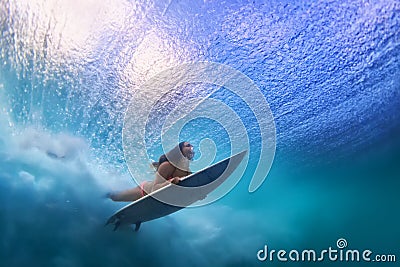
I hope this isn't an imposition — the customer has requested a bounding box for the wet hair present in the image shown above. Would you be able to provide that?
[157,154,168,166]
[152,142,187,170]
[178,141,186,152]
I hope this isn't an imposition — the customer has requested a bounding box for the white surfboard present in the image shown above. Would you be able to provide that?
[106,150,247,231]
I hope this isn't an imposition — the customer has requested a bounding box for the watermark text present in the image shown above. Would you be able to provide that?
[257,238,396,263]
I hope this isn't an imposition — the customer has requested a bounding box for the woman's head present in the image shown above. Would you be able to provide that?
[179,141,194,160]
[153,141,194,170]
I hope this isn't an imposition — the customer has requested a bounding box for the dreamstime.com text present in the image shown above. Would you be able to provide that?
[257,238,396,263]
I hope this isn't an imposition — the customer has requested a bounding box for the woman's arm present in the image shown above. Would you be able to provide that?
[151,162,177,192]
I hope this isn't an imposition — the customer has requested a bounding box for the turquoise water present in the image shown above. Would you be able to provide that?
[1,0,399,266]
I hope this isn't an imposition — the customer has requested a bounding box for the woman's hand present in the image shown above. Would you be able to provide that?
[169,177,180,184]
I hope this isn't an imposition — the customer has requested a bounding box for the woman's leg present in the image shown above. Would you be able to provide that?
[108,186,142,202]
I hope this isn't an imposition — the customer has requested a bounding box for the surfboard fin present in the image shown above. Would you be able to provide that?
[105,216,115,227]
[113,221,121,231]
[134,222,141,231]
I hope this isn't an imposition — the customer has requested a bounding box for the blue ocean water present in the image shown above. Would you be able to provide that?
[0,0,399,266]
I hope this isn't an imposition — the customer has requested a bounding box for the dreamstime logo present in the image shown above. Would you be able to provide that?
[122,62,276,206]
[336,238,348,249]
[257,238,397,263]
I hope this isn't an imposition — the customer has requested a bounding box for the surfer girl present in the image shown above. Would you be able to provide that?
[108,141,194,202]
